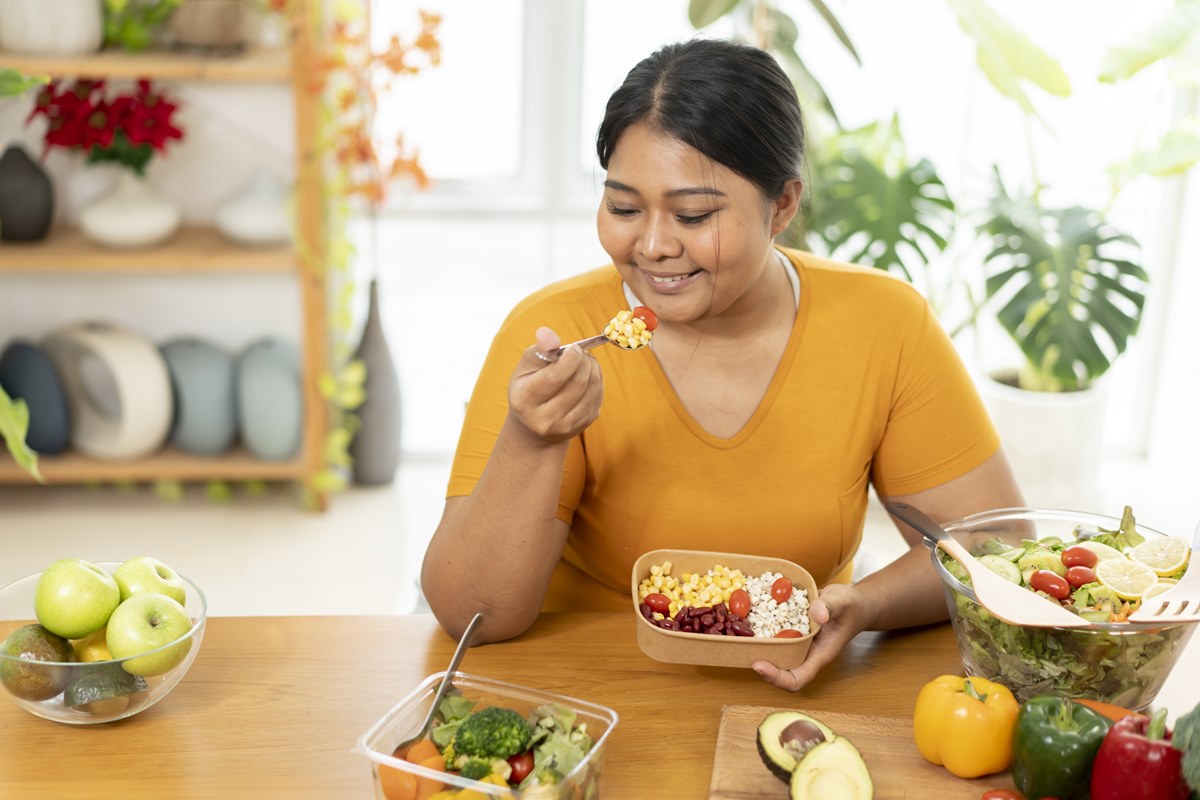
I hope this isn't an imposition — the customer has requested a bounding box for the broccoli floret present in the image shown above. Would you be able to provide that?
[458,757,493,781]
[453,706,533,760]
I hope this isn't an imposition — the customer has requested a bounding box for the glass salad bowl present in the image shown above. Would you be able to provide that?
[929,507,1196,710]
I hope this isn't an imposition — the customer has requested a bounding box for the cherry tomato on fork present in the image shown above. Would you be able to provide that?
[631,305,658,331]
[770,578,793,604]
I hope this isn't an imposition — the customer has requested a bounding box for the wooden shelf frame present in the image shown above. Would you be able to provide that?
[0,447,306,484]
[0,227,297,272]
[0,47,290,82]
[0,2,331,505]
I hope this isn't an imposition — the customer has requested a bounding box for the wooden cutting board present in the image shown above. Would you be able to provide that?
[709,705,1017,799]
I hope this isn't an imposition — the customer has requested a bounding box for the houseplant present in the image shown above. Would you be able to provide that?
[26,78,186,247]
[307,2,441,492]
[691,0,1185,507]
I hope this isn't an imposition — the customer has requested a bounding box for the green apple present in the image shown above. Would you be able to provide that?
[105,593,193,677]
[113,556,187,605]
[34,558,120,639]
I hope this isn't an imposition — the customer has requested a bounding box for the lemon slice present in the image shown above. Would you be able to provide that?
[1095,558,1159,600]
[1076,540,1126,561]
[1131,536,1191,577]
[1140,582,1177,602]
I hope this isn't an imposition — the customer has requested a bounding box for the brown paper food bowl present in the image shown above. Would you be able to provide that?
[630,549,820,669]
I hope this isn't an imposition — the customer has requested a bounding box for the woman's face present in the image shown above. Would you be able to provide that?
[596,121,797,325]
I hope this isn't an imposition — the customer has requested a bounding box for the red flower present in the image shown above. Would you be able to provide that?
[25,78,185,175]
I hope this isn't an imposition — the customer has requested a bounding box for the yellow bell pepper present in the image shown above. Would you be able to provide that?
[913,674,1019,778]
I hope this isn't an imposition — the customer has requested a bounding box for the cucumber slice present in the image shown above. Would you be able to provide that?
[1017,549,1066,584]
[978,554,1021,584]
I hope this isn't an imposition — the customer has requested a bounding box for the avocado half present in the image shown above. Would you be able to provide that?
[788,736,873,799]
[756,711,835,781]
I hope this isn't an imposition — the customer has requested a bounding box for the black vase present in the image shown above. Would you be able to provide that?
[0,340,70,455]
[0,144,54,242]
[349,279,402,485]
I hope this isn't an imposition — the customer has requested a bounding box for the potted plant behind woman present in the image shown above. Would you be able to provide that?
[954,0,1200,509]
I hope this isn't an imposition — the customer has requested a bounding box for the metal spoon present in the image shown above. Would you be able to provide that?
[395,612,483,751]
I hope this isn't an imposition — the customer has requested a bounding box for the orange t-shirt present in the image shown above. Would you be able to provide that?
[447,249,999,611]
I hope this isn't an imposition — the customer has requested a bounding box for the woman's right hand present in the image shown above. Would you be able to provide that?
[508,326,603,444]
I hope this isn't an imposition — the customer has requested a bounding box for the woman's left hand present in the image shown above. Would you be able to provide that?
[751,583,870,691]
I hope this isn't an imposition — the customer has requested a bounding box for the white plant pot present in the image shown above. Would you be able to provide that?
[0,0,103,56]
[79,171,182,249]
[214,169,291,246]
[978,369,1110,511]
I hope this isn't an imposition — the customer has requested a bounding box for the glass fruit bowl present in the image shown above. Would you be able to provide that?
[930,507,1196,710]
[0,561,206,724]
[356,671,618,799]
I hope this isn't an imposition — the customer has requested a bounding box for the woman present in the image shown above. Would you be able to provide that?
[421,38,1023,691]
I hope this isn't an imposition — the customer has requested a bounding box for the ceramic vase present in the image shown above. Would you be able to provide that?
[0,144,54,242]
[41,322,174,461]
[0,341,70,455]
[236,338,303,461]
[214,169,291,246]
[349,279,402,485]
[161,338,237,456]
[0,0,103,56]
[79,170,181,249]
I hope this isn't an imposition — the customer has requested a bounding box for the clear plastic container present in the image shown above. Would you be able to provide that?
[929,507,1196,710]
[356,671,618,799]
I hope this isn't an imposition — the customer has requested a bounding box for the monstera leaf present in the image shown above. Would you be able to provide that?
[979,172,1148,392]
[806,117,956,285]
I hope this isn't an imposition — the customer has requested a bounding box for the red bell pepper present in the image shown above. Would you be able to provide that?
[1090,707,1188,800]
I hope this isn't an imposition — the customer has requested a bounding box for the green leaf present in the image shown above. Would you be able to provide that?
[0,387,42,482]
[688,0,740,29]
[0,68,49,98]
[948,0,1070,116]
[1098,0,1200,82]
[205,481,233,504]
[978,170,1147,391]
[807,117,956,287]
[153,481,185,501]
[804,0,861,64]
[775,44,841,125]
[1109,120,1200,184]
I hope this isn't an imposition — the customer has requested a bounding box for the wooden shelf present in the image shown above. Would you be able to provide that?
[0,48,290,82]
[0,446,306,484]
[0,227,297,272]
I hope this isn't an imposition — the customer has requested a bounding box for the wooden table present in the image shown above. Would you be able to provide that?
[1,613,1197,799]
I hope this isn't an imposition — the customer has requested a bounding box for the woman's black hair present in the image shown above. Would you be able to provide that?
[596,38,805,199]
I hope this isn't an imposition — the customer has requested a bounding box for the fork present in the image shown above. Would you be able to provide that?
[392,612,483,753]
[1128,522,1200,623]
[549,333,621,359]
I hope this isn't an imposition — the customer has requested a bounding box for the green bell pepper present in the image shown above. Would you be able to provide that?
[1011,696,1112,800]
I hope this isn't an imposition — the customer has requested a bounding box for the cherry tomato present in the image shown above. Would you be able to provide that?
[774,629,804,638]
[1062,545,1099,569]
[1029,569,1071,600]
[1065,565,1097,588]
[643,593,671,615]
[728,588,751,618]
[770,577,793,604]
[631,305,658,331]
[507,751,534,784]
[980,790,1022,800]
